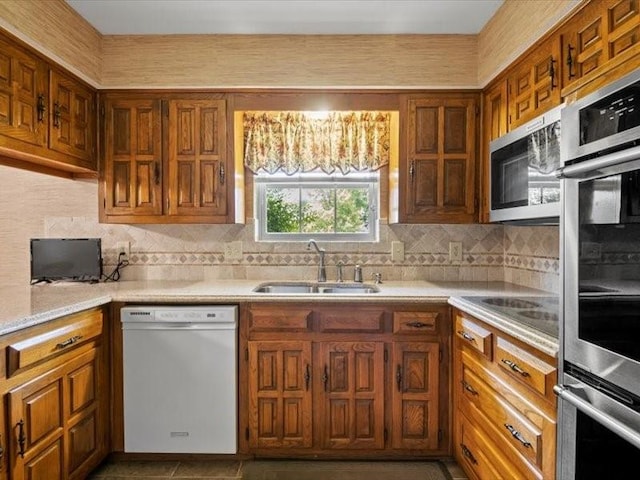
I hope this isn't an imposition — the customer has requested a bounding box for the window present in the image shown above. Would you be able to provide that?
[255,171,379,242]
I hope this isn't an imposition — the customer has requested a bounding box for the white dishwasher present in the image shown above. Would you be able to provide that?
[121,305,237,453]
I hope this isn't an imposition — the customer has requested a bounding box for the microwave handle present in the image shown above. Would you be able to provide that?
[554,384,640,450]
[556,144,640,178]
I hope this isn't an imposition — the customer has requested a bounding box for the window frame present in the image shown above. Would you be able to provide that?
[254,172,379,242]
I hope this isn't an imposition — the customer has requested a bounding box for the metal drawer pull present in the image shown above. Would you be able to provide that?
[406,321,429,328]
[322,365,329,392]
[17,419,25,458]
[504,423,532,448]
[304,364,311,391]
[501,359,530,377]
[458,330,476,342]
[56,335,82,349]
[396,365,403,392]
[460,443,478,464]
[461,380,479,396]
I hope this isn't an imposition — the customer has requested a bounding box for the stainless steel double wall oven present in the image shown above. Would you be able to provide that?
[555,67,640,479]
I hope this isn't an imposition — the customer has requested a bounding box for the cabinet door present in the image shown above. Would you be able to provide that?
[561,0,640,90]
[66,347,105,480]
[508,35,561,129]
[103,97,163,216]
[247,341,312,449]
[480,80,508,223]
[8,372,65,480]
[402,95,478,223]
[167,98,228,218]
[0,36,47,147]
[390,342,440,450]
[319,342,385,449]
[49,70,95,166]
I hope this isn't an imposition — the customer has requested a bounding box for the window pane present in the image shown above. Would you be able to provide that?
[336,187,369,233]
[301,188,335,233]
[266,187,301,233]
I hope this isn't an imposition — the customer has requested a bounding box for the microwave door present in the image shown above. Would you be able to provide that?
[501,154,528,205]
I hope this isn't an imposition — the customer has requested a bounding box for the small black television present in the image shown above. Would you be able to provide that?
[30,238,102,283]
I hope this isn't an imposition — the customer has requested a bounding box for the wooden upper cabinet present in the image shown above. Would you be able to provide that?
[560,0,640,94]
[0,35,47,148]
[319,342,385,450]
[402,94,478,224]
[507,35,562,129]
[167,98,227,217]
[49,70,95,165]
[479,80,508,223]
[103,97,163,217]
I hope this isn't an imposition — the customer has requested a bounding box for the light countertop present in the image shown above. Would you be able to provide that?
[0,280,555,351]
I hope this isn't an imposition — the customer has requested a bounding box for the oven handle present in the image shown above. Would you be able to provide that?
[556,144,640,178]
[554,384,640,450]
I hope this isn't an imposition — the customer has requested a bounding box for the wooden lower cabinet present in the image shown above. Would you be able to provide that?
[0,307,108,480]
[452,307,557,480]
[241,303,450,457]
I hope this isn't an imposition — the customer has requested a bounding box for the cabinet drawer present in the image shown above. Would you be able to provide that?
[455,315,493,359]
[393,311,438,334]
[457,411,526,480]
[495,337,556,398]
[460,362,543,468]
[248,307,312,332]
[6,309,103,377]
[317,309,385,333]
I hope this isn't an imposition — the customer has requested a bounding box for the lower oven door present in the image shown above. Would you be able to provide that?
[555,372,640,479]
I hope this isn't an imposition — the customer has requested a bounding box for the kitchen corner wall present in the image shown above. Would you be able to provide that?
[0,166,559,292]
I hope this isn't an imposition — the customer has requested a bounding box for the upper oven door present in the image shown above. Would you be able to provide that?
[490,105,562,222]
[562,68,640,161]
[561,155,640,399]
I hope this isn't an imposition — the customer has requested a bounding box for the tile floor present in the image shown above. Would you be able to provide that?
[88,459,469,480]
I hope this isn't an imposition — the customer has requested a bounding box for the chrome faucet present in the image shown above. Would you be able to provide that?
[307,239,327,282]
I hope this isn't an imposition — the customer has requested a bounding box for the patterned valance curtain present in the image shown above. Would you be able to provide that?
[243,111,391,175]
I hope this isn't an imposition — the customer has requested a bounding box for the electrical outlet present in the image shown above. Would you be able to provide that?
[391,241,404,262]
[224,241,243,260]
[449,242,462,263]
[116,241,130,259]
[581,242,602,260]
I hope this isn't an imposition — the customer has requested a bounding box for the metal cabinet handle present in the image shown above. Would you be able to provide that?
[219,164,225,186]
[396,365,403,392]
[53,102,61,128]
[460,443,477,464]
[457,330,476,343]
[566,44,575,78]
[409,161,415,180]
[322,365,328,392]
[504,423,532,448]
[17,420,25,458]
[56,335,82,349]
[153,162,160,185]
[37,94,46,123]
[501,358,530,377]
[461,380,479,396]
[549,56,557,89]
[304,364,311,391]
[406,321,428,328]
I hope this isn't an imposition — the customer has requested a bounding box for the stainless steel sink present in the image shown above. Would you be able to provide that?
[253,282,379,294]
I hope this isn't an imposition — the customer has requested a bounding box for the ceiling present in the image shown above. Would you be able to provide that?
[66,0,504,35]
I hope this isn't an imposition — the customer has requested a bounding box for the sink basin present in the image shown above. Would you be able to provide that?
[253,282,379,294]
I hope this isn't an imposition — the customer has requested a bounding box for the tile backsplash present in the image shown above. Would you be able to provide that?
[1,166,559,291]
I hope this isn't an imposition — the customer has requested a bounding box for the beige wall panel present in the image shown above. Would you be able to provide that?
[0,0,101,84]
[0,165,98,288]
[478,0,580,86]
[101,34,478,88]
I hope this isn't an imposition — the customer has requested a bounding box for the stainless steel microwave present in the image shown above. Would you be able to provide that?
[489,105,562,223]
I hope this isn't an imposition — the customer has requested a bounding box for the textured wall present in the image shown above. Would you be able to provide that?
[0,0,101,85]
[477,0,580,86]
[101,34,478,88]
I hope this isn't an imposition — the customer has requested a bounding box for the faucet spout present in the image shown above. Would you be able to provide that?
[306,239,327,282]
